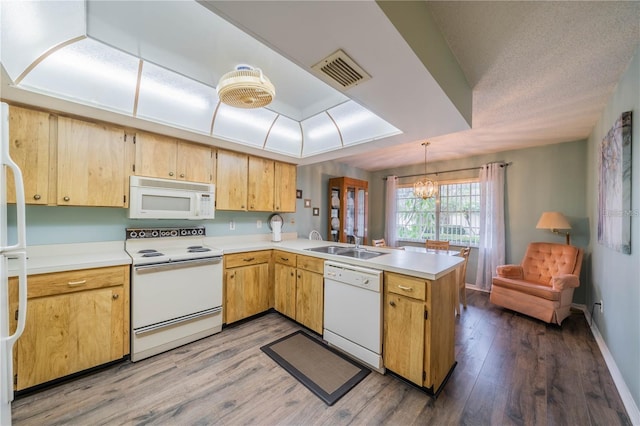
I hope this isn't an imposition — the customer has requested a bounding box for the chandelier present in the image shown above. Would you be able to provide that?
[413,142,436,199]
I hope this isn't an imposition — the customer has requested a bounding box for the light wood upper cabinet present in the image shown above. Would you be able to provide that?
[57,117,128,207]
[6,106,51,204]
[274,162,296,213]
[248,156,274,211]
[216,149,248,210]
[134,132,213,183]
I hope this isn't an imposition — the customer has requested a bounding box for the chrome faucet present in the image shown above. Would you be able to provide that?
[348,234,361,249]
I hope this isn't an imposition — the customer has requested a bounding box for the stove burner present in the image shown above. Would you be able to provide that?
[142,252,164,257]
[188,247,211,253]
[138,249,158,254]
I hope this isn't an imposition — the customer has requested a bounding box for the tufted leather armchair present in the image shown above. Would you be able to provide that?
[490,242,583,325]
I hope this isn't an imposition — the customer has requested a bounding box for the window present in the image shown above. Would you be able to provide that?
[396,180,480,247]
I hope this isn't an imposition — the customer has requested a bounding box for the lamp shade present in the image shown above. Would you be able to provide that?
[536,212,571,230]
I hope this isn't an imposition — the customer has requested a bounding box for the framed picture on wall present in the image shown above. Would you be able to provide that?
[296,189,302,199]
[598,111,632,254]
[304,199,311,208]
[312,207,319,216]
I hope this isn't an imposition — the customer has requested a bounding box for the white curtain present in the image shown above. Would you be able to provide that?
[384,176,397,247]
[475,163,505,290]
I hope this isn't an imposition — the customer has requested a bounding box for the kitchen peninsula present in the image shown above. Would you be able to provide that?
[8,235,462,396]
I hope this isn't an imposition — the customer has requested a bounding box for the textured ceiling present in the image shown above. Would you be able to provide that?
[339,1,640,171]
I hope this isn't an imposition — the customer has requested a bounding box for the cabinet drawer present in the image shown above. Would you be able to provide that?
[225,250,271,268]
[27,265,128,299]
[385,272,426,301]
[296,255,324,274]
[273,250,296,267]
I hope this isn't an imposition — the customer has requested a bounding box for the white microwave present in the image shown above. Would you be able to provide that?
[129,176,215,220]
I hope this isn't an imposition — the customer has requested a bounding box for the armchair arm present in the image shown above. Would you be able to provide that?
[551,274,580,290]
[496,264,523,279]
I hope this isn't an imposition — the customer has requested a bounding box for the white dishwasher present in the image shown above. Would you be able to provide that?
[323,261,384,372]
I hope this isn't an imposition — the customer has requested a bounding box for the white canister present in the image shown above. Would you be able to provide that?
[271,220,282,242]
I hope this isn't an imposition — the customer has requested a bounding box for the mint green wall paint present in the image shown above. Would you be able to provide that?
[586,44,639,412]
[369,140,588,295]
[6,205,292,245]
[295,162,371,241]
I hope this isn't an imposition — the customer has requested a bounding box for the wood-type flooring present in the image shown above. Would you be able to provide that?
[12,290,632,425]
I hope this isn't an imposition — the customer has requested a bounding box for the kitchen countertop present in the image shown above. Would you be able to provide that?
[8,235,462,281]
[7,241,131,277]
[206,236,463,281]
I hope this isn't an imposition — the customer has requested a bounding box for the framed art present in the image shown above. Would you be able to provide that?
[304,199,311,208]
[598,111,632,254]
[296,189,303,199]
[313,207,319,216]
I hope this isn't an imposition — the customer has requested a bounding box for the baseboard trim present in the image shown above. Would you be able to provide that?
[573,303,640,425]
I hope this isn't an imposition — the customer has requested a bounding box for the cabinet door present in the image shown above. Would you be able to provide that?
[7,106,50,204]
[296,269,323,334]
[216,150,248,210]
[176,141,213,183]
[134,132,178,180]
[14,286,124,390]
[225,263,270,323]
[274,263,296,319]
[247,156,274,211]
[57,117,127,207]
[274,162,296,212]
[383,292,425,386]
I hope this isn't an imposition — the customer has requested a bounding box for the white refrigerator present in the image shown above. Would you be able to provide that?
[1,102,28,426]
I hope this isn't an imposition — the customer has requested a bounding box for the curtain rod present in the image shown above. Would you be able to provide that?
[382,162,511,180]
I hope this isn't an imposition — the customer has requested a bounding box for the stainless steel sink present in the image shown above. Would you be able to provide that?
[305,246,384,259]
[305,245,346,254]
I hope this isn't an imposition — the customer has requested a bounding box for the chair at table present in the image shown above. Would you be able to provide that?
[308,230,323,240]
[426,240,450,250]
[372,238,386,247]
[455,247,471,316]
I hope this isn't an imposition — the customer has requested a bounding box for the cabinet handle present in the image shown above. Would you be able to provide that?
[63,196,70,202]
[290,272,294,277]
[243,257,255,262]
[112,294,119,300]
[33,194,41,200]
[180,173,185,178]
[275,206,280,210]
[241,205,245,209]
[389,301,396,307]
[169,172,174,177]
[280,257,289,261]
[68,280,87,287]
[398,285,413,292]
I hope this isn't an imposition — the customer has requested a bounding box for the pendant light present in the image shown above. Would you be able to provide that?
[413,142,436,199]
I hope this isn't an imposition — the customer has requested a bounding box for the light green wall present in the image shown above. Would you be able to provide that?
[6,205,294,245]
[369,140,588,296]
[586,44,639,411]
[294,162,371,241]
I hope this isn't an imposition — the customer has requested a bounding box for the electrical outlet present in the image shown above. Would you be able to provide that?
[600,299,603,313]
[257,220,262,229]
[229,220,235,231]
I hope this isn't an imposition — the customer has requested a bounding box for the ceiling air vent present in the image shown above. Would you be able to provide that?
[311,49,371,90]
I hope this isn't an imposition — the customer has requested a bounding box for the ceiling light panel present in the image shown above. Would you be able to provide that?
[264,115,303,156]
[1,0,85,82]
[328,101,402,146]
[20,38,139,114]
[137,61,218,134]
[213,104,278,147]
[301,113,342,156]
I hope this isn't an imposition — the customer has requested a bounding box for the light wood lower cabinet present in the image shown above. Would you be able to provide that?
[383,270,457,393]
[273,252,324,334]
[8,265,130,391]
[224,251,272,324]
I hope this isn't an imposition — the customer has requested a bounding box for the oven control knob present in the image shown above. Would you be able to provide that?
[130,231,137,238]
[198,229,204,235]
[138,231,145,238]
[170,230,178,237]
[151,230,158,237]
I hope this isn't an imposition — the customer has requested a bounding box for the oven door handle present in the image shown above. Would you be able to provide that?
[134,256,222,272]
[134,307,223,335]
